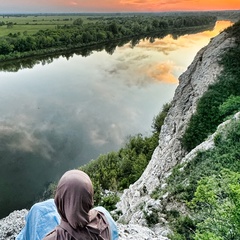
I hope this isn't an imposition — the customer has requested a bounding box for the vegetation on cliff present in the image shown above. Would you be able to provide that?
[165,117,240,239]
[79,103,171,209]
[162,20,240,240]
[182,20,240,151]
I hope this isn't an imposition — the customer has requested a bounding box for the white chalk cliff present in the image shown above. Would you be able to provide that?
[116,30,236,235]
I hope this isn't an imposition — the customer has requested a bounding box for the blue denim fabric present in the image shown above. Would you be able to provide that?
[16,199,60,240]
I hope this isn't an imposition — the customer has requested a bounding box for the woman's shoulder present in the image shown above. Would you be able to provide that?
[43,230,56,240]
[93,207,119,240]
[43,227,75,240]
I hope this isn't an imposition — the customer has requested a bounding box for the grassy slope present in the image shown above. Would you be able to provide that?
[160,20,240,239]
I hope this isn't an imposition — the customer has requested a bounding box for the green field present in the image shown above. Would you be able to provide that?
[0,15,92,37]
[1,11,239,38]
[0,11,239,63]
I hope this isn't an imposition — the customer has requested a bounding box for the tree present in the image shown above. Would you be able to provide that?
[73,18,83,26]
[190,169,240,239]
[0,40,14,54]
[109,22,118,35]
[152,19,159,28]
[6,22,13,28]
[152,103,171,133]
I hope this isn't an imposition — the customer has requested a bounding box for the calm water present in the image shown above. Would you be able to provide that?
[0,21,232,218]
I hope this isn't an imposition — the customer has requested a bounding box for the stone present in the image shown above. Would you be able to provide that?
[0,210,27,240]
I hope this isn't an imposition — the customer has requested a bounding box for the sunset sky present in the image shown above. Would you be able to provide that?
[0,0,239,13]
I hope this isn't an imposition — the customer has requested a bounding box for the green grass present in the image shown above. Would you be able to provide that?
[181,20,240,152]
[165,118,240,239]
[0,25,56,37]
[0,15,93,37]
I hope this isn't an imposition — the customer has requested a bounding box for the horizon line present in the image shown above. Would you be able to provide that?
[0,9,239,15]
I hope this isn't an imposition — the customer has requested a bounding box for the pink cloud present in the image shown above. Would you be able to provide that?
[0,0,239,13]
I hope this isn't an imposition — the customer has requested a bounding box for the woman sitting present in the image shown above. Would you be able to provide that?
[16,169,119,240]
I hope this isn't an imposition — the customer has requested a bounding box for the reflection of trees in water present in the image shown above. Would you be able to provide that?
[105,43,116,55]
[0,24,215,72]
[171,24,214,40]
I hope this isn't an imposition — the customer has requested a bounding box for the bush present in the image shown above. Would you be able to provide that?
[100,192,120,211]
[152,102,171,133]
[190,169,240,239]
[144,209,159,226]
[219,95,240,118]
[166,118,240,239]
[182,20,240,151]
[80,102,171,205]
[170,216,196,240]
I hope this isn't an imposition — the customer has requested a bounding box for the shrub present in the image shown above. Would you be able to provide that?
[100,192,120,211]
[80,102,171,205]
[167,118,240,239]
[190,169,240,239]
[182,20,240,151]
[219,95,240,118]
[143,209,159,226]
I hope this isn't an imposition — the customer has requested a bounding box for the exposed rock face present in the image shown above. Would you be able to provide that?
[0,210,27,240]
[0,209,169,240]
[116,31,236,226]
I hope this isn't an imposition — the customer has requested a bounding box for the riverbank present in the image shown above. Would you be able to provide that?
[0,14,217,62]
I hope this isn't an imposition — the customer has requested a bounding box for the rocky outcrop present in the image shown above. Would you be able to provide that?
[116,30,236,227]
[0,209,169,240]
[0,210,27,240]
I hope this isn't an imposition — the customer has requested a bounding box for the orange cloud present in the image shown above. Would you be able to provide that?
[40,0,240,12]
[137,36,187,55]
[119,0,240,11]
[137,20,233,84]
[1,0,239,13]
[146,62,179,84]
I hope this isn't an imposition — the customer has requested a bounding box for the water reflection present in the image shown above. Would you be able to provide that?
[147,62,178,84]
[0,21,233,218]
[0,23,217,72]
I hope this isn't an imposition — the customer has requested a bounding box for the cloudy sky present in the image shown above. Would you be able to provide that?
[0,0,239,13]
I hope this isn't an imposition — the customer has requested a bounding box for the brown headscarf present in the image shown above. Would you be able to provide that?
[55,169,94,229]
[44,169,110,240]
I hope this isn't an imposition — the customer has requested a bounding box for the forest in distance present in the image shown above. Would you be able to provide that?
[0,11,231,62]
[0,22,217,72]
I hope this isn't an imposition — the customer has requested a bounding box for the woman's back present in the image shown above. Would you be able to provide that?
[44,208,110,240]
[16,170,119,240]
[43,170,115,240]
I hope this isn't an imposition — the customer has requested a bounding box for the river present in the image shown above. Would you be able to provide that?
[0,20,232,218]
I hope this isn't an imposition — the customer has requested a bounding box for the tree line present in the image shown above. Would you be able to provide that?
[0,15,216,61]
